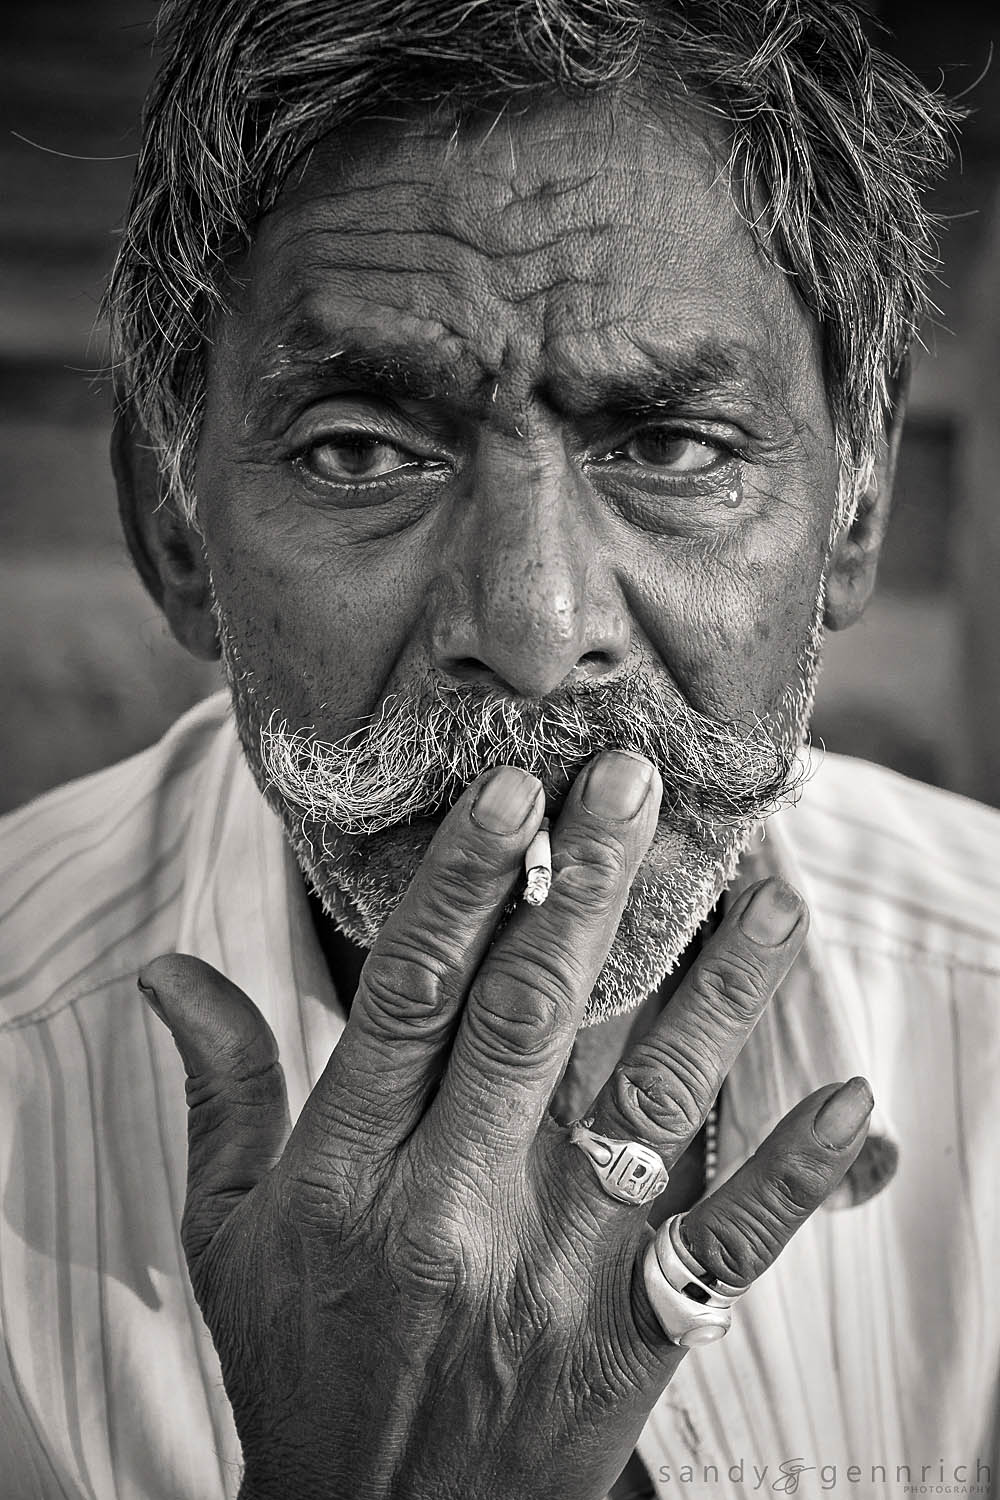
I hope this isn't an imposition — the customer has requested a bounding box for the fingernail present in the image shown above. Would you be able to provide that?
[581,750,654,821]
[738,878,802,946]
[137,977,167,1025]
[814,1076,874,1148]
[471,766,542,834]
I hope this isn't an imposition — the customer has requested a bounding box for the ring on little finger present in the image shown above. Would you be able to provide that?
[643,1213,746,1348]
[568,1117,670,1206]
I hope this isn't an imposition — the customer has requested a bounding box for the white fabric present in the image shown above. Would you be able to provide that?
[0,694,998,1499]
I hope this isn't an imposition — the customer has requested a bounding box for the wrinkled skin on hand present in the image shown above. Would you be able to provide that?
[143,757,872,1500]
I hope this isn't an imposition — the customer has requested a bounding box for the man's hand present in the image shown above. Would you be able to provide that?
[139,753,873,1500]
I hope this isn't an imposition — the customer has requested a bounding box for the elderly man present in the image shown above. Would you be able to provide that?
[1,0,997,1496]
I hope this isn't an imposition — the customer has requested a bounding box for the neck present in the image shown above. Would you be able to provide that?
[307,891,369,1010]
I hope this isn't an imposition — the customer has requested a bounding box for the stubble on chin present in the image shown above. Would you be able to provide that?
[273,801,757,1024]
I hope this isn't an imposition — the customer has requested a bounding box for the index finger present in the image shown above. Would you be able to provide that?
[290,765,544,1164]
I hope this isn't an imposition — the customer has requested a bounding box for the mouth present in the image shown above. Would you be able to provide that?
[403,786,569,830]
[384,756,582,827]
[543,787,573,823]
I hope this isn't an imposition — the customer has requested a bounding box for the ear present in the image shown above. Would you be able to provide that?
[111,403,220,661]
[823,376,907,632]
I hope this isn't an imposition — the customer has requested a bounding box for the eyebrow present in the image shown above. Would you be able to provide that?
[247,332,476,431]
[545,342,786,422]
[247,327,786,431]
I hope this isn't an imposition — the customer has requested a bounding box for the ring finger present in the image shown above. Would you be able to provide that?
[554,876,808,1221]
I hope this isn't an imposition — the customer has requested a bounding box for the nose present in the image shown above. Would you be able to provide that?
[431,434,630,698]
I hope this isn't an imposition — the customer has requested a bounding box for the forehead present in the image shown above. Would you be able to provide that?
[223,93,823,416]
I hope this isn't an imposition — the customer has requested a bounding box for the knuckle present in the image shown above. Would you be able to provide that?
[281,1150,358,1231]
[357,948,451,1036]
[756,1152,832,1219]
[692,1200,782,1283]
[507,1252,578,1350]
[610,1050,708,1146]
[389,1209,464,1293]
[466,966,563,1063]
[553,838,627,911]
[428,838,506,916]
[689,947,772,1027]
[562,824,630,871]
[370,839,505,979]
[183,1069,228,1114]
[234,1054,287,1105]
[385,1169,490,1304]
[690,1151,833,1289]
[186,1061,286,1152]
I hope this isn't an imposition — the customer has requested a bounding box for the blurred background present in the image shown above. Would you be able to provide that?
[1,1,998,815]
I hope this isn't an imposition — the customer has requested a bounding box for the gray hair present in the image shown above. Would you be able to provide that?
[106,0,960,529]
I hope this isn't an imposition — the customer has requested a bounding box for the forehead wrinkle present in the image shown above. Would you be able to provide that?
[269,144,639,317]
[231,105,824,432]
[266,222,626,319]
[266,136,624,269]
[246,129,751,386]
[241,274,489,375]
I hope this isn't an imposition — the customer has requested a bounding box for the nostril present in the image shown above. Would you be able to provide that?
[575,651,614,676]
[446,656,496,683]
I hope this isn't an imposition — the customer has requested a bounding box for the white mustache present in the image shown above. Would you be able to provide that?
[256,672,809,838]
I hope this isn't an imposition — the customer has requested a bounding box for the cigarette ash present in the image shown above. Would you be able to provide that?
[523,817,552,906]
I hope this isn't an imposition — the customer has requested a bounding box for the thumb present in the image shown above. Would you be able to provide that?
[138,954,292,1270]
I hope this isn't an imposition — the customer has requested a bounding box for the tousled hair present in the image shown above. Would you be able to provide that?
[106,0,960,528]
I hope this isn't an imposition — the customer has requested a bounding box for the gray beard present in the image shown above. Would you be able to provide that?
[215,603,824,1026]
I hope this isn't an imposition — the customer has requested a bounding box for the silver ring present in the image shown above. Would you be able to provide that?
[642,1213,744,1348]
[568,1119,669,1206]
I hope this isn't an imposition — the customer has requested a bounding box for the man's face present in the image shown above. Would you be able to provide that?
[195,92,840,1021]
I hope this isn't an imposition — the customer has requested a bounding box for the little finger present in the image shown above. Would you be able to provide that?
[676,1076,875,1295]
[625,1080,873,1369]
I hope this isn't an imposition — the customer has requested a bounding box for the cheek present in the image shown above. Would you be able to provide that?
[632,516,826,718]
[201,491,422,730]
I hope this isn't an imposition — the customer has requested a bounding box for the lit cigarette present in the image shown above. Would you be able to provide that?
[523,817,551,906]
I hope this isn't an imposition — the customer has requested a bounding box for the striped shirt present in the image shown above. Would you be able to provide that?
[1,693,998,1499]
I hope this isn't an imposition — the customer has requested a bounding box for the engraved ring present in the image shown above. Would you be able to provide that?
[568,1118,670,1206]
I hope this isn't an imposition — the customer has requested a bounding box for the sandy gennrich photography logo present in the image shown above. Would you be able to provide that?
[654,1457,993,1494]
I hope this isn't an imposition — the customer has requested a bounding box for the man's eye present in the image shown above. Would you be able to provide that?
[302,434,417,483]
[620,429,728,473]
